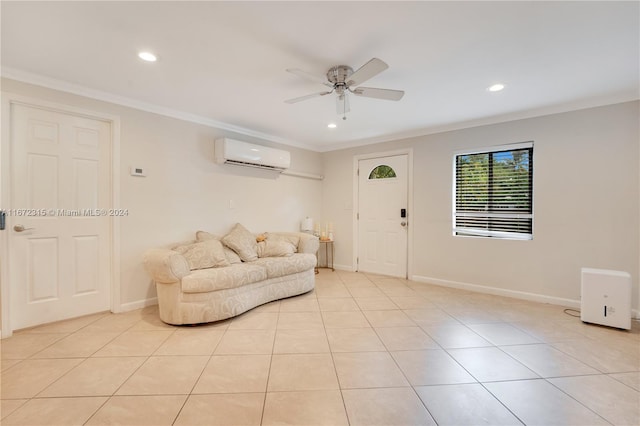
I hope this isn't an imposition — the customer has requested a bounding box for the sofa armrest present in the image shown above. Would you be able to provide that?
[297,233,320,254]
[143,249,190,284]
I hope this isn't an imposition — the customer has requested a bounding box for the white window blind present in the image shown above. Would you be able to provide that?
[454,143,533,239]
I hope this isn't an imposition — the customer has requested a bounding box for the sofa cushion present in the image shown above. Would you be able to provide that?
[250,253,317,279]
[266,233,300,252]
[257,239,295,258]
[196,230,242,264]
[173,240,229,270]
[222,223,259,262]
[181,263,267,293]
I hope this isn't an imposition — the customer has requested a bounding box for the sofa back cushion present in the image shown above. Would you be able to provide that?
[196,230,242,264]
[221,223,259,262]
[257,239,296,258]
[174,239,229,270]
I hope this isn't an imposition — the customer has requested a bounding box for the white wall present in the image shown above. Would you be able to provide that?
[322,101,640,311]
[1,78,323,308]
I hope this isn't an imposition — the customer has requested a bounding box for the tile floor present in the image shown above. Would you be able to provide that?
[1,270,639,425]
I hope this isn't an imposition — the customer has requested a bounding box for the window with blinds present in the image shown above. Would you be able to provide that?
[454,143,533,239]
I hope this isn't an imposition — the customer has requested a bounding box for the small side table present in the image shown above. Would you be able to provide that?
[316,240,335,272]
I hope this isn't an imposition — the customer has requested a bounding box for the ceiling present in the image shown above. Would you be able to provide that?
[2,1,638,152]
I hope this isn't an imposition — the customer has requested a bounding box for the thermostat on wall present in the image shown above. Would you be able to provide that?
[130,167,146,177]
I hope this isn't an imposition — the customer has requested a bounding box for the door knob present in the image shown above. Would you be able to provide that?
[400,221,407,227]
[13,224,34,232]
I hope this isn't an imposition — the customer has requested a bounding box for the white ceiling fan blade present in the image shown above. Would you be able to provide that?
[336,93,350,115]
[286,68,333,88]
[352,87,404,101]
[284,91,332,104]
[346,58,389,87]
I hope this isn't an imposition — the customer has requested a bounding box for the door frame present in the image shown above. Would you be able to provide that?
[1,93,121,337]
[352,148,413,278]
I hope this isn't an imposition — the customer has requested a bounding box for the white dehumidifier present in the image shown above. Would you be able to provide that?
[580,268,631,330]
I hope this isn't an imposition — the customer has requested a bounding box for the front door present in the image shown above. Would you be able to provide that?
[9,103,112,330]
[357,154,408,277]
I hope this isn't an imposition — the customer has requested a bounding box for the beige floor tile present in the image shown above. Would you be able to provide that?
[421,324,492,348]
[446,309,503,324]
[485,379,609,425]
[342,387,436,425]
[228,312,279,330]
[0,399,28,420]
[31,332,120,358]
[322,311,370,328]
[333,352,409,389]
[326,328,386,352]
[273,328,330,354]
[262,390,348,426]
[391,350,476,385]
[1,333,67,359]
[315,282,352,298]
[85,395,186,425]
[40,356,145,397]
[279,297,320,312]
[468,323,541,345]
[511,320,587,342]
[318,297,361,311]
[20,312,108,334]
[193,354,271,393]
[1,359,21,372]
[404,308,459,324]
[154,328,225,355]
[379,286,418,298]
[375,326,439,351]
[363,310,415,327]
[389,296,434,309]
[549,374,640,425]
[174,393,264,426]
[501,344,599,377]
[448,347,539,382]
[81,313,143,332]
[116,355,208,395]
[128,314,176,331]
[609,371,640,390]
[1,358,83,399]
[92,330,173,357]
[214,330,275,354]
[277,312,324,329]
[343,280,377,289]
[552,339,640,373]
[354,297,398,310]
[415,383,523,425]
[268,353,339,391]
[348,287,386,298]
[1,396,107,426]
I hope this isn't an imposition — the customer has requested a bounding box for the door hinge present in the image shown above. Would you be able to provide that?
[357,213,359,220]
[357,169,359,176]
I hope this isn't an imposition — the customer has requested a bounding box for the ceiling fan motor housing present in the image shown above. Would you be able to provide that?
[327,65,353,94]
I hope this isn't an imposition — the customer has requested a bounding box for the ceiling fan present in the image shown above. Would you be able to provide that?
[285,58,404,120]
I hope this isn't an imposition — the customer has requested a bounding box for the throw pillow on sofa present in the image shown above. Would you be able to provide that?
[266,233,300,252]
[196,230,242,264]
[257,239,296,258]
[174,239,229,270]
[221,223,259,262]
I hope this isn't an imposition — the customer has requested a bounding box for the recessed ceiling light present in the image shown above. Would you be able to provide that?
[487,83,505,92]
[327,123,337,129]
[138,51,157,62]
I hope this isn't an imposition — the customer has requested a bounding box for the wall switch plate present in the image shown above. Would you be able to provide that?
[130,167,146,177]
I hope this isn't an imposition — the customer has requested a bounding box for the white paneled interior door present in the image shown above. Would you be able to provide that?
[9,103,111,330]
[357,154,408,277]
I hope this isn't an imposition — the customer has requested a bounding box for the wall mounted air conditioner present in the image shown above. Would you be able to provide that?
[214,138,290,172]
[581,268,631,330]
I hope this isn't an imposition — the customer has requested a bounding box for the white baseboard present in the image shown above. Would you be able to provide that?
[411,275,583,309]
[333,263,356,272]
[411,276,640,319]
[118,297,158,313]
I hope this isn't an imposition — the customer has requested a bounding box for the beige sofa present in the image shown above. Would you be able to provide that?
[143,227,319,325]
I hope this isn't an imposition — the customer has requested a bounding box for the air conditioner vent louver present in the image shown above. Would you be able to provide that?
[214,138,290,172]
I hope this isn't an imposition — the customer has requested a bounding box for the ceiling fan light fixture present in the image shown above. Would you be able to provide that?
[138,51,157,62]
[487,83,505,92]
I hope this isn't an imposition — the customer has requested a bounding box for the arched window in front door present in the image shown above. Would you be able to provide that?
[368,164,397,179]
